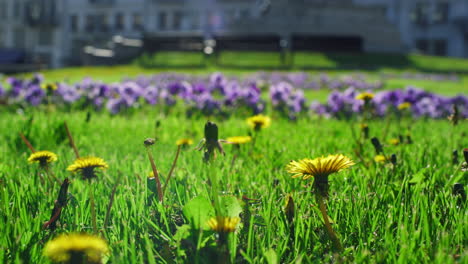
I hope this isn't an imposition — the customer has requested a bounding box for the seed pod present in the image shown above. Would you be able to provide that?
[144,138,156,147]
[452,183,466,206]
[284,195,295,225]
[371,137,383,154]
[361,124,369,139]
[406,134,413,144]
[453,150,459,165]
[390,154,397,166]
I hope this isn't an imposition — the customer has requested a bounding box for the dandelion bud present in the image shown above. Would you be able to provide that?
[390,154,397,166]
[273,178,280,187]
[360,124,369,139]
[85,111,92,123]
[406,134,413,144]
[144,138,156,147]
[284,195,295,225]
[205,121,219,142]
[201,121,225,162]
[371,137,383,154]
[452,183,466,206]
[448,105,460,126]
[453,150,459,165]
[398,134,404,143]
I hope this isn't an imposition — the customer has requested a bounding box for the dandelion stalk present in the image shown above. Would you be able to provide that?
[64,121,80,158]
[90,188,98,234]
[162,145,181,196]
[287,154,354,252]
[316,193,343,252]
[144,138,163,202]
[103,172,121,231]
[19,132,36,152]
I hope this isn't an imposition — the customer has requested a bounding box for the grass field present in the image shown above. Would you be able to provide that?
[1,52,468,263]
[1,111,467,263]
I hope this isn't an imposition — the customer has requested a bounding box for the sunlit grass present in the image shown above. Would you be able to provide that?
[1,110,466,263]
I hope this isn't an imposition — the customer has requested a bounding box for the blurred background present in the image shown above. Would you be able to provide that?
[0,0,467,72]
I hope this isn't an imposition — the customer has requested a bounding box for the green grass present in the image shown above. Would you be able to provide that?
[1,110,467,263]
[2,52,468,263]
[17,52,466,100]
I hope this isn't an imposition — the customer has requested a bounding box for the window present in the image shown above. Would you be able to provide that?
[416,39,429,54]
[85,15,96,32]
[416,39,447,56]
[433,39,447,56]
[115,13,125,31]
[412,2,429,25]
[70,15,78,32]
[0,3,6,20]
[240,9,250,19]
[133,13,143,31]
[159,12,167,30]
[38,29,53,46]
[14,2,21,19]
[97,14,109,32]
[14,29,25,49]
[191,12,200,30]
[173,11,183,30]
[433,3,449,24]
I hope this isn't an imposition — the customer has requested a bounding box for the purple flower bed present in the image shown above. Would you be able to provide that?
[1,72,466,119]
[311,86,468,119]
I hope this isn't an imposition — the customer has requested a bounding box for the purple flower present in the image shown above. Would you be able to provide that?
[56,83,81,103]
[143,85,159,105]
[24,85,45,106]
[106,98,127,114]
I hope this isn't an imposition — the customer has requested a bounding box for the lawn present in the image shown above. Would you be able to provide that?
[1,111,467,263]
[1,52,467,263]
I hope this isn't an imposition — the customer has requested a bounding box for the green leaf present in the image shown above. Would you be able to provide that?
[218,196,242,217]
[173,224,191,242]
[183,196,214,229]
[264,248,278,264]
[409,167,429,184]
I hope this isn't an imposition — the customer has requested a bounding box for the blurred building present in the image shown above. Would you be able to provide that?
[0,0,467,68]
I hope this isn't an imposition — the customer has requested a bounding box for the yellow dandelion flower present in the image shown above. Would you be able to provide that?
[226,136,252,144]
[360,123,368,129]
[67,156,108,180]
[374,155,387,163]
[27,151,58,167]
[355,92,374,101]
[176,138,194,146]
[246,114,271,131]
[41,83,58,91]
[43,233,109,263]
[286,154,355,180]
[207,216,240,234]
[389,138,400,146]
[397,102,411,110]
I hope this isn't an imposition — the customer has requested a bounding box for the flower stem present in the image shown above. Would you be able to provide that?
[64,121,80,159]
[146,148,163,202]
[90,188,98,234]
[19,132,36,152]
[162,145,181,196]
[316,193,343,252]
[103,173,120,231]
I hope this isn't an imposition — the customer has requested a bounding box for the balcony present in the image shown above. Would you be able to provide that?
[24,0,58,28]
[88,0,115,5]
[450,1,468,25]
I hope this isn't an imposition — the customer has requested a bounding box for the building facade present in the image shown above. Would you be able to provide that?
[0,0,467,68]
